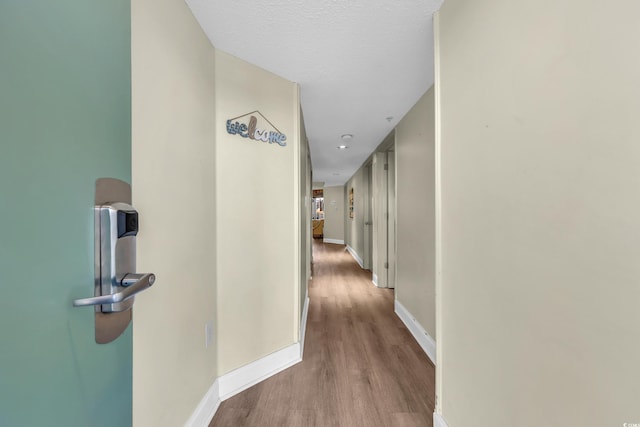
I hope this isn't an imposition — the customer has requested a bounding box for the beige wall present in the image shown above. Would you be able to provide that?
[323,186,345,243]
[131,0,217,425]
[132,3,307,422]
[436,1,640,426]
[395,88,435,337]
[215,50,300,375]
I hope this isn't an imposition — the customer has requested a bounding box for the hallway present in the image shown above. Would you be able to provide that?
[210,241,435,427]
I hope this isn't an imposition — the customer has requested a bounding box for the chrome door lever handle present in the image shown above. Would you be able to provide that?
[73,273,156,307]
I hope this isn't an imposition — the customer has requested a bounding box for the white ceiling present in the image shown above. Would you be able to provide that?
[186,0,442,186]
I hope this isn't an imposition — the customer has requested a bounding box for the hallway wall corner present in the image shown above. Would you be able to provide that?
[186,295,310,426]
[395,300,436,365]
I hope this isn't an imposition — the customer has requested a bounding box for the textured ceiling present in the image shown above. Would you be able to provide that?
[186,0,442,186]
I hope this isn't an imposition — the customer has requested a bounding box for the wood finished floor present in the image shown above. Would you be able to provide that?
[210,241,435,427]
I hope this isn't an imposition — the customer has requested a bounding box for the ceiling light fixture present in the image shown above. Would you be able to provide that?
[337,145,348,150]
[341,134,353,141]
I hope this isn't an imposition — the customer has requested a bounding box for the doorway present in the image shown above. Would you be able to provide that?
[371,135,396,289]
[312,189,325,239]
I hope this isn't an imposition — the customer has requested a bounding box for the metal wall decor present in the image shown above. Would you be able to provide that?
[349,188,354,219]
[226,110,287,147]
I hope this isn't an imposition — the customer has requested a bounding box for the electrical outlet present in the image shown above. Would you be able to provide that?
[205,320,214,349]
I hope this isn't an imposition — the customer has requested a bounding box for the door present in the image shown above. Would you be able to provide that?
[0,2,133,426]
[363,163,373,270]
[386,150,396,289]
[372,152,388,287]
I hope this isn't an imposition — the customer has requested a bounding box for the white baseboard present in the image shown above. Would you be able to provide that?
[323,238,345,245]
[218,342,302,401]
[300,296,310,356]
[346,245,364,268]
[395,300,437,365]
[434,412,449,427]
[183,379,220,427]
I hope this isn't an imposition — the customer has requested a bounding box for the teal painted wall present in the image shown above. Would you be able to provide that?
[0,1,132,426]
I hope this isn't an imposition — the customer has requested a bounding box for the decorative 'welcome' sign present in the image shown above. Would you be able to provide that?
[226,111,287,147]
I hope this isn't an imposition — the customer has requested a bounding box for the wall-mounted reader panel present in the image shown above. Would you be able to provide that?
[73,178,156,343]
[97,202,139,313]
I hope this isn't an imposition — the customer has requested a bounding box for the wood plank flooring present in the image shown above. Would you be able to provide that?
[210,241,435,427]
